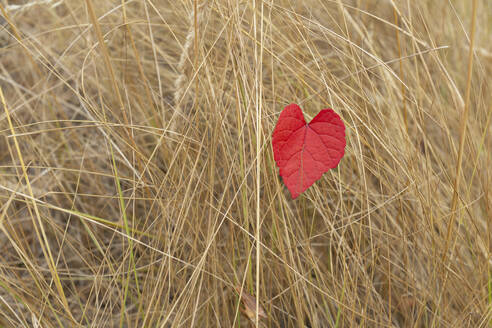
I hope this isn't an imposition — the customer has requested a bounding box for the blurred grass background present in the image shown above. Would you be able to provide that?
[0,0,491,326]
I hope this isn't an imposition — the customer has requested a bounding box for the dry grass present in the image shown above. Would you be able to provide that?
[0,0,491,327]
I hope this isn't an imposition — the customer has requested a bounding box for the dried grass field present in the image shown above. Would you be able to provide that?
[0,0,491,327]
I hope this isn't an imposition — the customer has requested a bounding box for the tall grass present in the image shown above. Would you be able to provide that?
[0,0,491,326]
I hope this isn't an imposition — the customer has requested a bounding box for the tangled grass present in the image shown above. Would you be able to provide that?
[0,0,491,326]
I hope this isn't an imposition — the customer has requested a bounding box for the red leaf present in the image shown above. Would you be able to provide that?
[272,103,346,199]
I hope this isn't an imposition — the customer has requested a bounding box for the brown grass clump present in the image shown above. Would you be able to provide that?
[0,0,491,327]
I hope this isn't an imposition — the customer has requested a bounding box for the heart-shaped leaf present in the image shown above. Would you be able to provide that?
[272,103,346,199]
